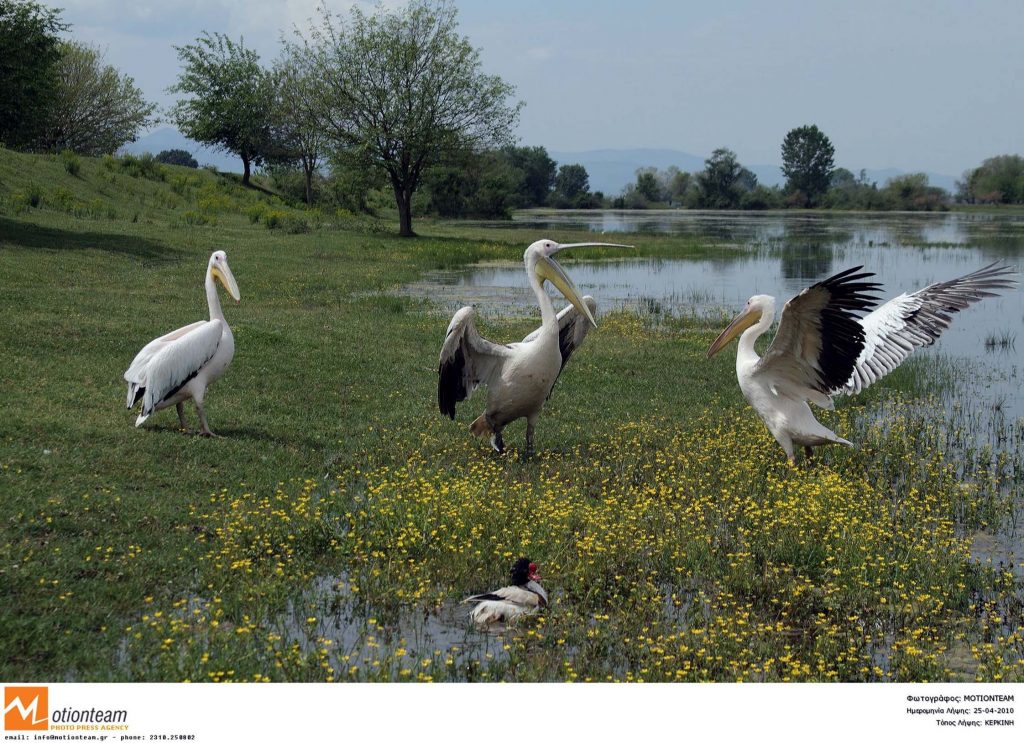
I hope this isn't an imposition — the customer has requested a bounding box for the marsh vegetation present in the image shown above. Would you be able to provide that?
[0,149,1021,682]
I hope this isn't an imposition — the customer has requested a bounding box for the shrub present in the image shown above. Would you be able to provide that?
[50,185,75,209]
[282,214,311,234]
[60,149,81,176]
[119,152,164,180]
[170,175,195,196]
[244,203,267,224]
[196,190,233,214]
[155,149,199,168]
[263,209,287,229]
[27,184,43,208]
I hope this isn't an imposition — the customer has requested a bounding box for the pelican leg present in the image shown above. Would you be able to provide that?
[176,402,191,433]
[195,399,218,438]
[523,414,538,459]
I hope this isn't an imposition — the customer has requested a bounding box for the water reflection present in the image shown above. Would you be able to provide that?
[481,209,1024,258]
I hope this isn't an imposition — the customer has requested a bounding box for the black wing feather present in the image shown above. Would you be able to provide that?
[438,342,467,419]
[805,266,882,391]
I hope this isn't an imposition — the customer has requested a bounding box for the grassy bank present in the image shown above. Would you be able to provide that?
[1,149,1020,682]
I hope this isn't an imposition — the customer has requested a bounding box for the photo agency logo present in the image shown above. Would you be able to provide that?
[4,686,48,731]
[4,687,129,732]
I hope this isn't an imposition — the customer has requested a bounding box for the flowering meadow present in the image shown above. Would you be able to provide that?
[1,149,1020,682]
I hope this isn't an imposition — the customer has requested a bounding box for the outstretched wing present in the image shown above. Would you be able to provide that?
[838,262,1018,395]
[757,266,880,406]
[438,307,512,419]
[521,296,598,398]
[124,320,207,407]
[132,320,224,424]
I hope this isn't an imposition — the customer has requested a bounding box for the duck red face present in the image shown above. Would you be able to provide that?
[528,562,541,582]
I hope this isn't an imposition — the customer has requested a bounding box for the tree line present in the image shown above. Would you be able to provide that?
[0,0,155,156]
[618,126,1024,212]
[3,0,1022,237]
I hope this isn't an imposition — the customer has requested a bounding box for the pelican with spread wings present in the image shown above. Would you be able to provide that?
[438,238,629,455]
[706,263,1017,464]
[124,250,240,435]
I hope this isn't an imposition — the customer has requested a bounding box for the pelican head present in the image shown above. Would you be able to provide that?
[706,294,775,358]
[525,238,632,327]
[208,250,241,303]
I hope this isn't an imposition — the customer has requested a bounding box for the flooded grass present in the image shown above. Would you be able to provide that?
[985,330,1017,351]
[116,392,1023,682]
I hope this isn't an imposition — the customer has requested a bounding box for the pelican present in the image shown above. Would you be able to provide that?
[438,238,630,455]
[706,263,1017,464]
[124,250,240,435]
[462,557,548,626]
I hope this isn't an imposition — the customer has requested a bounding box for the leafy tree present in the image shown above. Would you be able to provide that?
[502,145,556,207]
[617,183,646,209]
[324,150,384,214]
[829,167,856,190]
[303,0,520,236]
[553,163,590,206]
[170,32,274,185]
[781,124,835,206]
[741,184,783,210]
[665,167,693,205]
[270,52,326,205]
[696,148,752,209]
[40,41,156,156]
[959,155,1024,204]
[635,168,661,202]
[156,149,199,168]
[880,173,949,211]
[0,0,67,148]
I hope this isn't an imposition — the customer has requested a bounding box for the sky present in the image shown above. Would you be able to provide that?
[54,0,1024,176]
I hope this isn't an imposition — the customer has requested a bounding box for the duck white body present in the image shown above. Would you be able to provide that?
[124,251,240,435]
[438,239,627,455]
[463,558,548,626]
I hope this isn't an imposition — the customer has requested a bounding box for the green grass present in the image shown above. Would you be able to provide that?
[0,149,1020,682]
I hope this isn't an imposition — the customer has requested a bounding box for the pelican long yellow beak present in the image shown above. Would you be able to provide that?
[536,255,595,326]
[537,241,633,327]
[211,261,241,303]
[706,305,761,358]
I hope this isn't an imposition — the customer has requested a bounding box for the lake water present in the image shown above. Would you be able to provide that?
[410,211,1023,421]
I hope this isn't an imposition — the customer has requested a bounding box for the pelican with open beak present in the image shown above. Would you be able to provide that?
[438,238,630,455]
[124,250,240,436]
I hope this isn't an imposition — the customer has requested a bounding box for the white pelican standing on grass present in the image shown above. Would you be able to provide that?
[706,262,1017,464]
[438,238,630,455]
[124,250,240,436]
